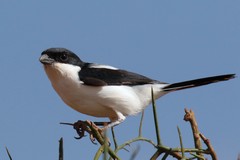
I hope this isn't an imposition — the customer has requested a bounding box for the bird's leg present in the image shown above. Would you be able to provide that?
[95,115,126,146]
[106,111,126,128]
[93,111,126,129]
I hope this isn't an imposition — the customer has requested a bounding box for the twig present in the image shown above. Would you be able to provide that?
[138,110,145,137]
[154,146,182,159]
[111,127,118,150]
[177,126,185,159]
[5,147,12,160]
[184,108,203,159]
[61,106,218,160]
[94,145,104,160]
[103,129,109,160]
[115,136,157,153]
[84,121,121,160]
[129,144,140,160]
[189,153,205,160]
[59,137,64,160]
[200,133,218,160]
[115,136,210,159]
[151,87,162,146]
[162,152,170,160]
[150,149,164,160]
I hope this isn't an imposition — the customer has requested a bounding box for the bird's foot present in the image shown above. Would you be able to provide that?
[60,120,110,145]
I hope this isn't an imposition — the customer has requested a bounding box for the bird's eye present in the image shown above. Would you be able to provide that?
[60,54,68,62]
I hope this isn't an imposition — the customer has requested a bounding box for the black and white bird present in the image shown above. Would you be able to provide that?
[39,48,235,128]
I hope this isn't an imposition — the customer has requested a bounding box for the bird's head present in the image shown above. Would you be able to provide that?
[39,48,83,82]
[39,48,84,67]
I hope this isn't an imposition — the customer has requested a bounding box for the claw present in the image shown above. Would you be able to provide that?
[89,134,97,145]
[74,135,86,140]
[61,120,111,145]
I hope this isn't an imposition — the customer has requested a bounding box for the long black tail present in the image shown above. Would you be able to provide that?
[162,74,235,92]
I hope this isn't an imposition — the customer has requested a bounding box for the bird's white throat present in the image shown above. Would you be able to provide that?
[43,63,81,84]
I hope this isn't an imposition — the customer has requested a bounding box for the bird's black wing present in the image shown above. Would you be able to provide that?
[79,64,165,86]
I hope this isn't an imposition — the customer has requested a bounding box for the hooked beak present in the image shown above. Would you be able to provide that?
[39,54,54,65]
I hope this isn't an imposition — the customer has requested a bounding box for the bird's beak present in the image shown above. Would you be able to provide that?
[39,54,54,64]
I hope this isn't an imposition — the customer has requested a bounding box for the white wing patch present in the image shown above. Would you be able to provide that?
[89,64,118,70]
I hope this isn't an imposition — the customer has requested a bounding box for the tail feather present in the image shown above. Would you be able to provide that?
[162,74,235,92]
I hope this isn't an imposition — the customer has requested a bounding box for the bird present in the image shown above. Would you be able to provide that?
[39,48,235,129]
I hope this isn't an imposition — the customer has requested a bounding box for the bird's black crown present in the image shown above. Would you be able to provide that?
[41,48,84,66]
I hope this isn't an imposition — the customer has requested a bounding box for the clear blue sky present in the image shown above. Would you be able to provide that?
[0,1,239,160]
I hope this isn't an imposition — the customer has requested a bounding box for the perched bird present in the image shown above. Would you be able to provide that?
[39,48,235,128]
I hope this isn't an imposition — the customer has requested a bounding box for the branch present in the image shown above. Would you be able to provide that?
[61,105,218,159]
[59,137,64,160]
[111,127,118,150]
[94,145,104,160]
[5,147,13,160]
[153,146,182,159]
[184,108,203,159]
[200,133,218,160]
[177,126,185,159]
[151,88,162,146]
[138,111,145,137]
[115,136,157,153]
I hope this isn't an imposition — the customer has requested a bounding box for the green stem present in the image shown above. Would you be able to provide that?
[115,136,157,153]
[138,110,145,137]
[156,146,210,154]
[111,127,118,150]
[86,122,121,160]
[94,146,104,160]
[107,148,121,160]
[177,126,185,158]
[162,152,170,160]
[103,130,108,160]
[189,153,205,160]
[150,149,164,160]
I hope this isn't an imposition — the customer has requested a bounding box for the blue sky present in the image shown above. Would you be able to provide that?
[0,1,239,159]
